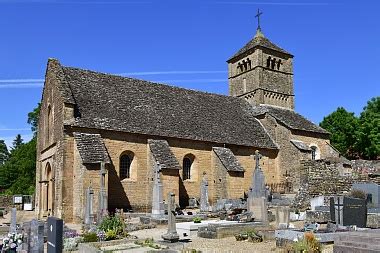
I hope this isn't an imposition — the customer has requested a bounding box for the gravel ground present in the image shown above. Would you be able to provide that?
[129,226,334,253]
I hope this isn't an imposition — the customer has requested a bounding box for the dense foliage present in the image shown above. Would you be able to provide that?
[0,104,39,194]
[320,96,380,160]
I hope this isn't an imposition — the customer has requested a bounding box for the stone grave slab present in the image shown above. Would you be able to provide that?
[176,220,238,237]
[333,229,380,253]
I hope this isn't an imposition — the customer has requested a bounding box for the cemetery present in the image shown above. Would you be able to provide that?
[0,152,379,252]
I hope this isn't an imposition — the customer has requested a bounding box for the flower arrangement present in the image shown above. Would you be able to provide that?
[1,232,23,252]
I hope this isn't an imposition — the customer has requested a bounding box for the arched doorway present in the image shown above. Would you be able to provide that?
[43,163,54,215]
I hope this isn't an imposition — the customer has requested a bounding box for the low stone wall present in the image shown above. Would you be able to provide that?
[292,159,379,210]
[0,195,12,208]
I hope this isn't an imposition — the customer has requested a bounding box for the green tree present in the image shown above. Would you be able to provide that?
[355,97,380,159]
[12,134,23,150]
[28,102,41,136]
[0,140,9,165]
[0,138,36,194]
[319,107,359,158]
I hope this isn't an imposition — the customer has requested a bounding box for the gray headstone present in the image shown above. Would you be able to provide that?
[275,206,290,228]
[352,183,380,208]
[188,197,198,208]
[200,173,209,212]
[152,162,165,217]
[47,217,63,253]
[85,186,94,225]
[10,207,17,233]
[29,219,44,253]
[162,192,179,242]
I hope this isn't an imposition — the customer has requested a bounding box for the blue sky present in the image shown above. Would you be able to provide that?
[0,0,379,148]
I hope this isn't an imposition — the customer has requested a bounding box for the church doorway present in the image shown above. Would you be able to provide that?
[43,163,54,215]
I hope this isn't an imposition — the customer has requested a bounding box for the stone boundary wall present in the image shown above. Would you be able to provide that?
[292,159,379,210]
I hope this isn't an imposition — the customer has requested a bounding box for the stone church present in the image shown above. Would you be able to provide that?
[35,26,338,223]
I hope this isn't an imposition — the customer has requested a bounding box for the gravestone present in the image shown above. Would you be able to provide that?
[25,219,44,253]
[247,151,268,223]
[85,186,94,225]
[200,172,209,212]
[98,161,107,223]
[162,192,179,242]
[188,197,198,208]
[152,162,165,217]
[275,206,290,228]
[10,207,17,233]
[330,196,367,227]
[47,217,63,253]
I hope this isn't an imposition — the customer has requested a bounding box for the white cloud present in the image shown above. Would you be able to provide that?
[154,78,226,84]
[0,128,30,131]
[0,134,33,149]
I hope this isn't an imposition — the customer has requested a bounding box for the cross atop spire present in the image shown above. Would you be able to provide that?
[255,8,263,31]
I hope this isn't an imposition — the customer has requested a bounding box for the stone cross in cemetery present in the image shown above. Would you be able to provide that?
[152,162,165,217]
[98,161,107,223]
[85,186,94,225]
[10,207,17,233]
[162,192,179,242]
[247,150,268,223]
[200,172,210,212]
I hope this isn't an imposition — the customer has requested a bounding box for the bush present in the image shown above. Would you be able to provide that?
[105,229,117,241]
[193,217,202,223]
[292,232,322,253]
[82,232,98,243]
[349,189,367,199]
[98,215,125,235]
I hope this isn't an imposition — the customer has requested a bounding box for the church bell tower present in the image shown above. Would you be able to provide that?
[227,10,295,109]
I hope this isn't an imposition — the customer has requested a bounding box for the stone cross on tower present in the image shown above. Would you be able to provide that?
[255,8,263,30]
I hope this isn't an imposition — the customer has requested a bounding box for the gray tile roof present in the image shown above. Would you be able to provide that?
[251,105,329,135]
[213,147,245,172]
[73,132,110,164]
[228,30,292,62]
[57,62,277,149]
[290,140,312,152]
[148,139,180,170]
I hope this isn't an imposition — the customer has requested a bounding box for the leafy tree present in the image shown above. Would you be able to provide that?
[12,134,23,150]
[355,97,380,159]
[28,102,41,136]
[320,107,359,158]
[0,138,36,194]
[0,140,9,165]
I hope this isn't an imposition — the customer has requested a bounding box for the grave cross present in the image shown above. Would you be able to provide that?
[254,150,262,170]
[255,8,263,30]
[334,196,344,226]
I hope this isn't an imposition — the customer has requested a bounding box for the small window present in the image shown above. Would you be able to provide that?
[243,78,247,93]
[120,154,132,179]
[311,147,316,160]
[183,157,192,180]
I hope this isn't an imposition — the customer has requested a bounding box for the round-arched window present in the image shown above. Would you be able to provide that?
[120,154,132,179]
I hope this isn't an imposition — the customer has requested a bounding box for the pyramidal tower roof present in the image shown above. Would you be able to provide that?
[227,27,293,63]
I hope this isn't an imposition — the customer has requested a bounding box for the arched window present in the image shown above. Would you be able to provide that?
[183,157,192,180]
[47,105,52,144]
[120,154,132,179]
[310,145,320,160]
